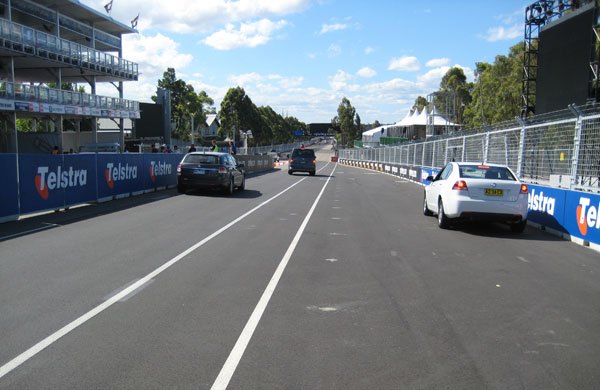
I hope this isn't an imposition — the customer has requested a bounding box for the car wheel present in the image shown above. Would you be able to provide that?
[510,219,527,233]
[423,192,433,216]
[309,170,316,176]
[224,177,234,195]
[437,198,450,229]
[288,170,293,175]
[239,175,245,190]
[177,184,186,194]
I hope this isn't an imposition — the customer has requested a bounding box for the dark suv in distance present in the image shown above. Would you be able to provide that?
[177,152,245,194]
[288,148,316,176]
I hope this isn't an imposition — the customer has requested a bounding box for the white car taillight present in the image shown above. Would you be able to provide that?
[452,180,468,190]
[520,184,528,194]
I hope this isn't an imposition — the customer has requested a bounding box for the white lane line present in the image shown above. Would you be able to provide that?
[210,163,337,390]
[0,167,328,381]
[0,223,60,241]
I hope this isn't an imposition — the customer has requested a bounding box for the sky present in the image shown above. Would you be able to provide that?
[81,0,528,125]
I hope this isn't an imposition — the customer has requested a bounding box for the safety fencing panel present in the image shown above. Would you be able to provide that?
[18,154,98,215]
[96,154,146,200]
[7,153,181,218]
[0,154,19,222]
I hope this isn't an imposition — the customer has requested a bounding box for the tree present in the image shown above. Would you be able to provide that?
[219,87,257,142]
[433,67,473,124]
[331,97,360,147]
[413,96,427,112]
[152,68,214,140]
[463,42,524,128]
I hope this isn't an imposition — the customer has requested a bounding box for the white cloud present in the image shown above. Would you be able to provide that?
[203,19,287,50]
[228,72,264,86]
[82,0,310,34]
[481,24,521,42]
[426,58,450,67]
[364,46,375,55]
[356,67,376,78]
[328,44,342,57]
[388,56,420,72]
[320,23,347,34]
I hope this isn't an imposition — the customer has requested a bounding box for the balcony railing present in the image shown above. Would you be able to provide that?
[0,82,140,112]
[0,18,138,81]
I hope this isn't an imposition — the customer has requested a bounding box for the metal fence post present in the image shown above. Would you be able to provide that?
[515,116,526,178]
[461,137,466,162]
[569,104,584,190]
[484,131,490,163]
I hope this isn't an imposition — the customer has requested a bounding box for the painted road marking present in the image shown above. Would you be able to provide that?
[0,170,319,381]
[210,163,337,390]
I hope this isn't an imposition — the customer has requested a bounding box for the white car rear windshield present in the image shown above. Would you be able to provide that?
[459,165,516,181]
[184,155,219,164]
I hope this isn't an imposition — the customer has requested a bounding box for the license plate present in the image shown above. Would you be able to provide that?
[485,188,503,196]
[193,169,205,175]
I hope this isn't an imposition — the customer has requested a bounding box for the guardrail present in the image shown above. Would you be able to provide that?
[0,81,139,112]
[340,105,600,194]
[0,153,275,222]
[0,18,138,80]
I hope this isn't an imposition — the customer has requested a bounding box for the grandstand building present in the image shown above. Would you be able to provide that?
[0,0,139,153]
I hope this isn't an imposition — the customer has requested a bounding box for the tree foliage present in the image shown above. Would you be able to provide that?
[463,43,525,128]
[219,86,306,146]
[152,68,214,140]
[331,97,360,147]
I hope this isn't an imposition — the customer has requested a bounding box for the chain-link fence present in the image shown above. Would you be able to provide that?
[339,105,600,194]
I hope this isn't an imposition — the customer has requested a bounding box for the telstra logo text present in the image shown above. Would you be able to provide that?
[35,166,87,199]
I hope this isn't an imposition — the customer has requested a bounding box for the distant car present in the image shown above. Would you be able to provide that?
[267,151,279,162]
[423,162,528,232]
[177,152,245,194]
[288,148,316,176]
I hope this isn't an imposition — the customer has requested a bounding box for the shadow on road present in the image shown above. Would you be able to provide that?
[452,220,566,242]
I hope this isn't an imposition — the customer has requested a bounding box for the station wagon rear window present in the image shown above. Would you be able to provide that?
[459,165,516,181]
[183,155,219,164]
[292,149,315,157]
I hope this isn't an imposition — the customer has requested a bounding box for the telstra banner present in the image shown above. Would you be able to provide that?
[0,154,19,221]
[13,153,179,217]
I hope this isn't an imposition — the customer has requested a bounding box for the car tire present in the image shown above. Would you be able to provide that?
[239,175,245,191]
[177,184,186,194]
[224,177,234,195]
[309,170,316,176]
[288,170,293,175]
[437,198,450,229]
[423,192,433,216]
[510,219,527,233]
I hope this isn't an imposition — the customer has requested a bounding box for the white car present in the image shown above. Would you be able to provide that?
[423,162,529,232]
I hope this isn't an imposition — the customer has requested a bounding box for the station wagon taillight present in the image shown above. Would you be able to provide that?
[177,164,181,173]
[452,180,468,190]
[219,167,227,174]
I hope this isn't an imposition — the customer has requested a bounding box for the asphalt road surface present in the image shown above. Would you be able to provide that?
[1,144,599,389]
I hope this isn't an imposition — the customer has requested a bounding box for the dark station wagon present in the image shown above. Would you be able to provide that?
[177,152,245,194]
[288,148,316,176]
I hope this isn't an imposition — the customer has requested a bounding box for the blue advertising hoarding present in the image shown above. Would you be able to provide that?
[18,154,99,215]
[563,189,600,243]
[526,184,567,232]
[0,154,19,221]
[63,154,98,207]
[96,154,145,199]
[143,154,180,190]
[19,154,66,214]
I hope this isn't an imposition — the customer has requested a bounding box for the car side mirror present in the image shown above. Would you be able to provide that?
[426,175,435,181]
